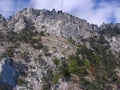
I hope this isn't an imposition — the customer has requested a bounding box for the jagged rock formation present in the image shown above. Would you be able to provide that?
[0,15,7,31]
[0,8,120,90]
[7,8,99,41]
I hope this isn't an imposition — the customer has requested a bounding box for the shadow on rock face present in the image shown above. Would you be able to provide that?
[0,59,18,89]
[0,83,12,90]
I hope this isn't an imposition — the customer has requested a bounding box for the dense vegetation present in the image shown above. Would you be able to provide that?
[52,35,120,90]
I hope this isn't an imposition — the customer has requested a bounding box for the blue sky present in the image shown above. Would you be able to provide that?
[0,0,120,25]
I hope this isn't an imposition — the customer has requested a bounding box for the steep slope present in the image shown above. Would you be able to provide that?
[0,14,7,32]
[7,8,99,42]
[0,8,120,90]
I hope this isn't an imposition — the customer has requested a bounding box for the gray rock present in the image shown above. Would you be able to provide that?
[0,8,120,90]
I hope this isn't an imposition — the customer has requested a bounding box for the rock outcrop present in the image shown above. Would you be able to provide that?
[0,8,120,90]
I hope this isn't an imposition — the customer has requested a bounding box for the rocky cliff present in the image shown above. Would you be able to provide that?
[0,8,120,90]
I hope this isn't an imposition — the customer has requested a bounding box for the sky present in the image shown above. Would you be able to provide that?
[0,0,120,25]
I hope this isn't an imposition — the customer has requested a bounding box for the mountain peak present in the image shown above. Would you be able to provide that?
[3,8,95,41]
[0,8,120,90]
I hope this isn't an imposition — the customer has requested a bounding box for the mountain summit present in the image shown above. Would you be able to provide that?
[0,8,120,90]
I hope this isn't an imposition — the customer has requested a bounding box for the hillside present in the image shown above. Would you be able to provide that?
[0,8,120,90]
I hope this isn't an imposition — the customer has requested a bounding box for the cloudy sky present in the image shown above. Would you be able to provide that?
[0,0,120,25]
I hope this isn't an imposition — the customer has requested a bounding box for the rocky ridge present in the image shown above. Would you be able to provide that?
[0,8,120,90]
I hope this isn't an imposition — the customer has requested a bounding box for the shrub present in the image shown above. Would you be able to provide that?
[53,59,60,66]
[59,61,70,77]
[2,46,16,58]
[41,25,46,28]
[42,69,53,90]
[20,52,29,60]
[32,43,43,49]
[0,84,10,90]
[29,38,43,49]
[44,52,52,57]
[68,37,75,45]
[68,58,79,74]
[17,77,28,86]
[39,31,45,36]
[52,73,62,84]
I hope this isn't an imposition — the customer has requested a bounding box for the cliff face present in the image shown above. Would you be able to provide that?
[7,8,99,41]
[0,8,120,90]
[0,15,7,31]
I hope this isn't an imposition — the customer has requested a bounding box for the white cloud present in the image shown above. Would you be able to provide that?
[76,1,115,25]
[29,0,120,25]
